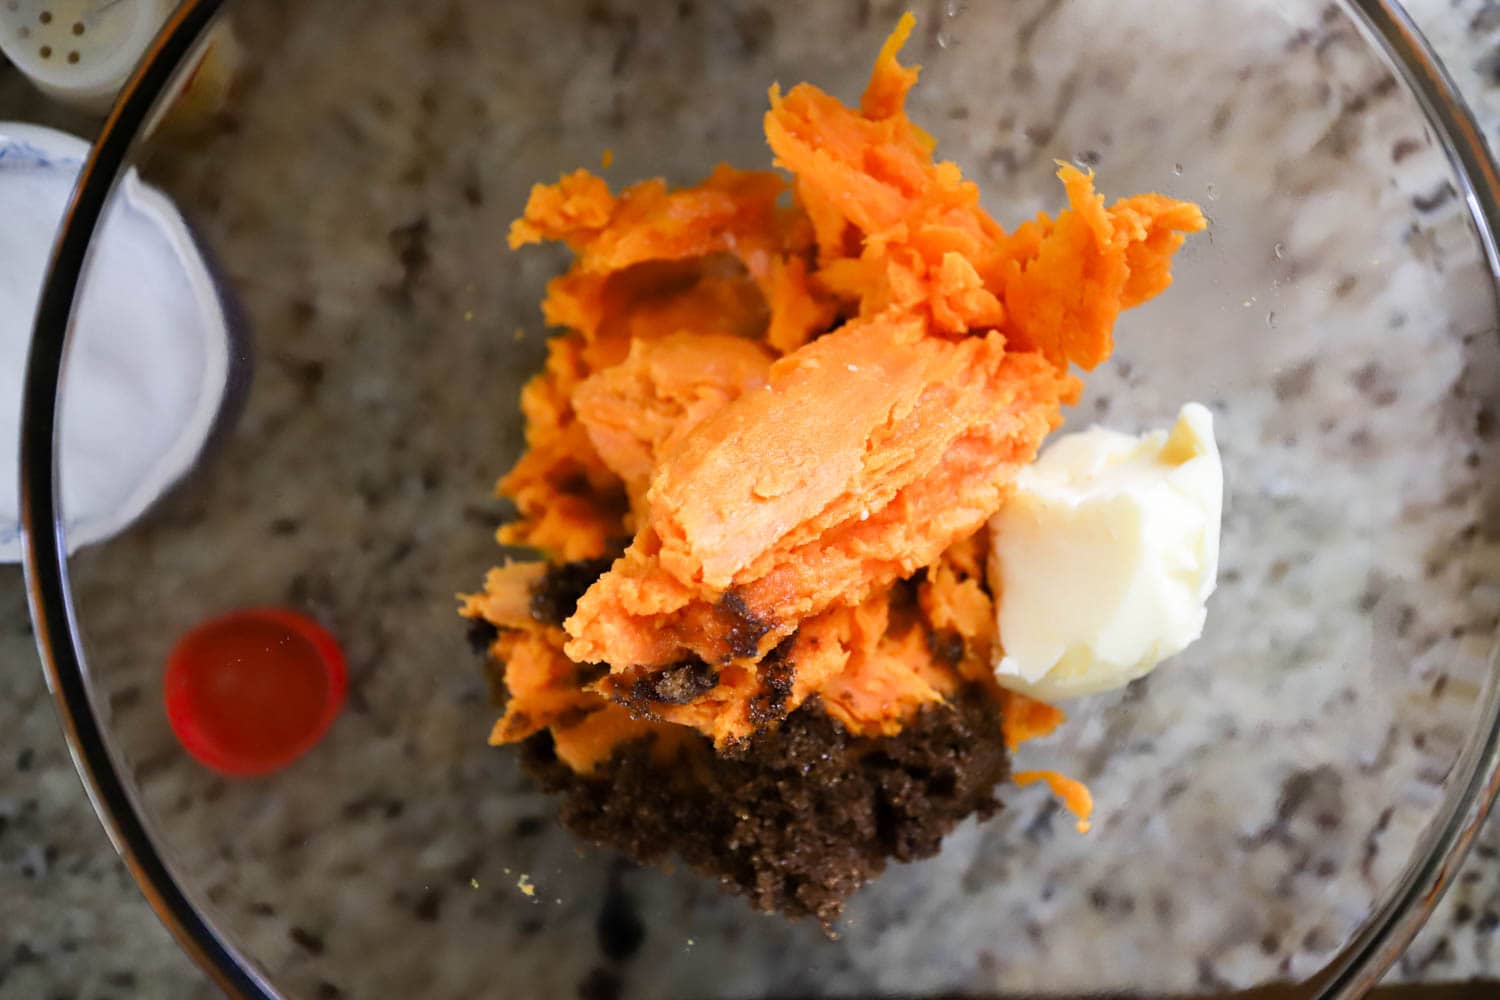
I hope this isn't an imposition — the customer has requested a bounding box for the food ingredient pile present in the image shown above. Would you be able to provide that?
[462,13,1205,926]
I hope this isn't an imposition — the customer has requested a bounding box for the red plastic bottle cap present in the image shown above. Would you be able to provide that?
[165,607,347,777]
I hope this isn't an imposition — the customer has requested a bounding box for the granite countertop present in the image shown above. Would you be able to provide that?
[8,1,1500,997]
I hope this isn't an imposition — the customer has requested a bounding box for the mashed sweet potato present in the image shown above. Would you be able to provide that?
[464,13,1202,768]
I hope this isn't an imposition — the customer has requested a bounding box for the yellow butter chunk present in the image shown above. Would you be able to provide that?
[988,403,1222,702]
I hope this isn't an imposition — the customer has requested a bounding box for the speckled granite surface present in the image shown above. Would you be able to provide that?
[7,1,1500,997]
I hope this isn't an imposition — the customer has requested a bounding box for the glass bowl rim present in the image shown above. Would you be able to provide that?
[17,1,1500,996]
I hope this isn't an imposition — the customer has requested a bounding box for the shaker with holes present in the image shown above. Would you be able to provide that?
[0,0,174,111]
[0,0,238,121]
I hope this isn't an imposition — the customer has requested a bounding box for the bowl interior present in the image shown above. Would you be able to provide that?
[49,0,1500,996]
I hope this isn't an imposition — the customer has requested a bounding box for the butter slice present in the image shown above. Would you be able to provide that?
[987,403,1222,702]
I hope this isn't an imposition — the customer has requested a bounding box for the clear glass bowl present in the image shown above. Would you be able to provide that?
[21,1,1500,997]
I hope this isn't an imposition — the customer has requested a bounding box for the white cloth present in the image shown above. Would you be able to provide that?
[0,122,233,560]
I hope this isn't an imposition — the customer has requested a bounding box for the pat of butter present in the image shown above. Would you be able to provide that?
[987,403,1222,702]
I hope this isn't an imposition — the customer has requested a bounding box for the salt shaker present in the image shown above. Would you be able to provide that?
[0,0,240,124]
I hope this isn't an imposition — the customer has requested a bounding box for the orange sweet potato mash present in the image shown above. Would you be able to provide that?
[464,14,1203,781]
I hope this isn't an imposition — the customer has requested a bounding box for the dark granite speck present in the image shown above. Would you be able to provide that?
[598,867,646,963]
[289,926,327,957]
[579,966,624,1000]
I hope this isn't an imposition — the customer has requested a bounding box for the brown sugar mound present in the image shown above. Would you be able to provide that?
[520,686,1009,928]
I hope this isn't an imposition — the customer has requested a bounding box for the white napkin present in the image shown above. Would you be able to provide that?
[0,122,235,561]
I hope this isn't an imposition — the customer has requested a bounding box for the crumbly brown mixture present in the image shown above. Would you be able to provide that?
[529,556,619,628]
[520,687,1009,929]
